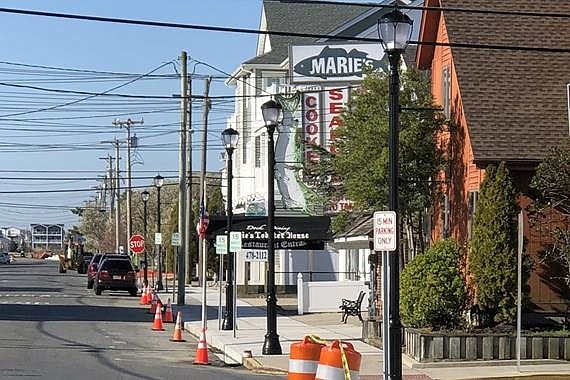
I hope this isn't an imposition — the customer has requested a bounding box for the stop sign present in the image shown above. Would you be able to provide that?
[129,234,145,254]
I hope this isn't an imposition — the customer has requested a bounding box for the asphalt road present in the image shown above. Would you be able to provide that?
[0,258,283,380]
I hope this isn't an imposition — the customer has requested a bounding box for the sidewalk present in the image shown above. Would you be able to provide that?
[169,285,570,379]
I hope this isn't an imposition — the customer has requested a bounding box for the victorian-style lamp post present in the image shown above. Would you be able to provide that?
[221,126,239,330]
[260,99,283,355]
[154,174,164,291]
[378,8,413,380]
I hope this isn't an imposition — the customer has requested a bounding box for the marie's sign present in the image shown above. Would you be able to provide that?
[290,44,386,83]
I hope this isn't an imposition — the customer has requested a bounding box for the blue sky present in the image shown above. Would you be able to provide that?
[0,0,264,229]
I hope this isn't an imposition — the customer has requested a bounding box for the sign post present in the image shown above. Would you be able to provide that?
[215,235,227,330]
[373,211,397,378]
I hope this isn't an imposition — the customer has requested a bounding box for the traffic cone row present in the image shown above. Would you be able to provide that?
[142,289,208,365]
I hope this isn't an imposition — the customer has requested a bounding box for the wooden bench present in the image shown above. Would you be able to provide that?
[339,291,365,323]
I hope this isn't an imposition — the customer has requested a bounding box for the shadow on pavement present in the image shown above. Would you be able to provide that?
[0,286,64,292]
[0,304,152,322]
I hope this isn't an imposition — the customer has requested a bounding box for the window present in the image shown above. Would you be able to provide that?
[254,135,261,168]
[442,66,451,118]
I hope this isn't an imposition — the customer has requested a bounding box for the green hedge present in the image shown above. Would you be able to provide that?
[400,239,467,329]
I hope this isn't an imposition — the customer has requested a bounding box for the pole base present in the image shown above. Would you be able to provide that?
[221,317,233,331]
[262,333,282,355]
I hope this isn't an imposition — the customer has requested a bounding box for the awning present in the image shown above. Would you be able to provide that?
[331,214,373,250]
[206,215,331,250]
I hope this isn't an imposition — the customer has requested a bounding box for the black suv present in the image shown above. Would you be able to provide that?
[87,253,128,289]
[93,257,138,296]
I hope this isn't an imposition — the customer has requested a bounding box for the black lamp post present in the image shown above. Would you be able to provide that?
[221,126,239,331]
[141,189,150,285]
[378,8,413,380]
[261,99,282,355]
[154,174,164,291]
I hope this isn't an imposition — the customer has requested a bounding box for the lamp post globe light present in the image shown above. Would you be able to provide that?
[221,127,239,331]
[141,190,150,285]
[261,99,282,355]
[378,8,413,380]
[154,174,164,291]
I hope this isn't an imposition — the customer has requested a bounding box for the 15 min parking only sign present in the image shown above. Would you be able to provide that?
[373,211,397,251]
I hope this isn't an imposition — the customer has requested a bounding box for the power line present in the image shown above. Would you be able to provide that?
[0,7,569,53]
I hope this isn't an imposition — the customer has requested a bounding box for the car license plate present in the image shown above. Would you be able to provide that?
[113,275,122,280]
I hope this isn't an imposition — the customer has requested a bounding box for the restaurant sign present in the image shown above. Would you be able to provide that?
[206,215,331,251]
[290,44,387,83]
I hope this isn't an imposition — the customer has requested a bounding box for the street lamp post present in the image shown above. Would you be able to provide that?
[141,190,150,285]
[221,127,239,331]
[154,174,164,291]
[261,99,282,355]
[378,8,413,380]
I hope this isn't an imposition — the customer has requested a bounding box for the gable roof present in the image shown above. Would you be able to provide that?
[421,0,570,165]
[247,0,376,66]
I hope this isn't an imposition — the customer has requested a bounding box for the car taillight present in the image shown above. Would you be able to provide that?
[126,271,136,279]
[99,270,110,279]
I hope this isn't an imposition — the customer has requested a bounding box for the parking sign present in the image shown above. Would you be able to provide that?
[373,211,397,251]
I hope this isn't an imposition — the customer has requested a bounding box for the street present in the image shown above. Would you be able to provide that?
[0,258,283,380]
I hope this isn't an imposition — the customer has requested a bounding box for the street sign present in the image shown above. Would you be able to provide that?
[128,234,145,254]
[373,211,397,251]
[229,231,242,252]
[244,250,268,262]
[171,232,181,246]
[216,235,227,255]
[154,232,162,245]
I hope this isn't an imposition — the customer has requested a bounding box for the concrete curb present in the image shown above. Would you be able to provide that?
[243,357,289,375]
[405,357,570,370]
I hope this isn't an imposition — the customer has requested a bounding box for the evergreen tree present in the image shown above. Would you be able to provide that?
[469,162,520,324]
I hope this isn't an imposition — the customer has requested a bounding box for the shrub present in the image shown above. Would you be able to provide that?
[400,239,467,329]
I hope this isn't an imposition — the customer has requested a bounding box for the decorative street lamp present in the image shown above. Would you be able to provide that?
[378,8,413,380]
[221,126,239,331]
[261,99,282,355]
[154,174,165,291]
[141,189,150,286]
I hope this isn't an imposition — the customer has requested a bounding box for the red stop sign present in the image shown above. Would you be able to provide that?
[129,234,145,254]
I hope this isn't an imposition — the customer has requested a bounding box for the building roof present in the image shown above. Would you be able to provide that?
[250,0,376,66]
[425,0,570,165]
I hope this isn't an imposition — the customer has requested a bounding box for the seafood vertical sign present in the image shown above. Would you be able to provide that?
[290,44,387,83]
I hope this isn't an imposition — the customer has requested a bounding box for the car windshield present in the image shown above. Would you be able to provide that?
[100,260,133,271]
[90,254,104,265]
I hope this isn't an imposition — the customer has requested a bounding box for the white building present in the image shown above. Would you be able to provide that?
[223,0,422,291]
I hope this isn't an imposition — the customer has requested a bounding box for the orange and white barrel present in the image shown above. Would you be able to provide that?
[315,340,361,380]
[288,335,326,380]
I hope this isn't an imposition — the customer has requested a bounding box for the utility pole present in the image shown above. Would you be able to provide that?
[113,118,143,255]
[99,155,115,223]
[185,76,193,284]
[114,139,121,254]
[198,77,211,287]
[177,51,188,304]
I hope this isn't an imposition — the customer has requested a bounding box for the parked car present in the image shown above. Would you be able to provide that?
[87,253,128,288]
[0,252,10,264]
[93,257,138,296]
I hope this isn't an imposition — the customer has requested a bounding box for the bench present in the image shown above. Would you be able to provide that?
[339,290,365,323]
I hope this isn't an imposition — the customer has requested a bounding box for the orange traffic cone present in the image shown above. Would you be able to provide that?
[139,285,147,305]
[164,298,174,323]
[149,292,158,314]
[151,301,164,331]
[170,312,186,342]
[193,328,210,365]
[143,285,151,305]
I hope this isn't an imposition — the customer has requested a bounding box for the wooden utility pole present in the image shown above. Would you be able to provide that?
[198,77,211,286]
[177,51,188,304]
